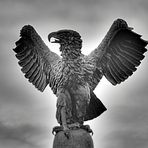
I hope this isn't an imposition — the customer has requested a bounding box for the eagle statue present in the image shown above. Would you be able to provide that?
[13,19,147,137]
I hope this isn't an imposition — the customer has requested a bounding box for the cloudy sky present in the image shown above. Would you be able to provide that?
[0,0,148,148]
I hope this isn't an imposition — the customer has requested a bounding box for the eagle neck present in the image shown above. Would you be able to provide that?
[60,46,81,61]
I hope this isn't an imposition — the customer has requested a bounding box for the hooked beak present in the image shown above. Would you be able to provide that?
[50,37,60,43]
[48,32,60,43]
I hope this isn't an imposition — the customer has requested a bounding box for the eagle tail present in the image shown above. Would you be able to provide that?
[84,91,107,121]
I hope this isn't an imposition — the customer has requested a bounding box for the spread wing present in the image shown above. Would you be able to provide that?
[13,25,61,92]
[86,19,147,89]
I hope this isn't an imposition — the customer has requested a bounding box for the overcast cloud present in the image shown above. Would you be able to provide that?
[0,0,148,148]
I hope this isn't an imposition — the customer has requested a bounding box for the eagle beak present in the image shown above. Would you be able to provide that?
[48,32,60,43]
[50,37,60,43]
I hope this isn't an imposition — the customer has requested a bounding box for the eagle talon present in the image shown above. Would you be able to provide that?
[63,126,71,139]
[64,129,71,139]
[52,126,63,135]
[80,125,93,135]
[52,126,71,138]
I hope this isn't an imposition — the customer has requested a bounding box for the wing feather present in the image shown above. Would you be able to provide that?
[111,58,128,79]
[24,60,39,79]
[119,43,145,61]
[13,25,60,92]
[18,50,34,67]
[34,70,43,87]
[86,19,147,88]
[113,46,138,70]
[109,59,125,81]
[21,54,37,73]
[102,63,117,85]
[16,46,32,60]
[113,53,133,76]
[32,69,41,85]
[37,72,44,89]
[116,44,141,66]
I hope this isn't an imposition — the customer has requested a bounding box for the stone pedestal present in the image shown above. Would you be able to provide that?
[53,129,94,148]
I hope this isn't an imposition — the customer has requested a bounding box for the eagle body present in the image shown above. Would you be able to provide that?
[49,55,98,93]
[13,19,147,131]
[49,53,104,124]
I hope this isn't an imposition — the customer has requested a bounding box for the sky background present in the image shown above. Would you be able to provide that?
[0,0,148,148]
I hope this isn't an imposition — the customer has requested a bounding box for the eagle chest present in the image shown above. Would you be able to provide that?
[61,60,85,86]
[50,58,95,93]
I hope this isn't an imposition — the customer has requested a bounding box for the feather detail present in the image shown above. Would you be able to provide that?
[13,25,60,92]
[86,19,147,87]
[85,91,107,121]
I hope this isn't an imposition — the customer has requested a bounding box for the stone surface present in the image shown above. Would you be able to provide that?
[53,129,94,148]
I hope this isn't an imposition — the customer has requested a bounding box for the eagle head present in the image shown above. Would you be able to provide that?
[48,30,82,58]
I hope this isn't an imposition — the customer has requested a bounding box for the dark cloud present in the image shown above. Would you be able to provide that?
[0,121,48,148]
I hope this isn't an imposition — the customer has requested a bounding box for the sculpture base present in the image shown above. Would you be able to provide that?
[53,129,94,148]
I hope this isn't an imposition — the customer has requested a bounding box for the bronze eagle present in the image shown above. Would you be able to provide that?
[13,19,147,136]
